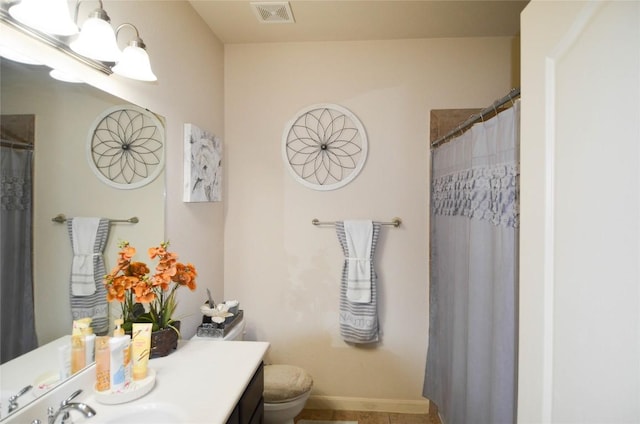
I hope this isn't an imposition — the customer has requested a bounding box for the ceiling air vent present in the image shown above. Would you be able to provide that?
[250,2,295,24]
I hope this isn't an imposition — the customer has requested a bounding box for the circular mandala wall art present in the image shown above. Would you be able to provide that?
[282,104,368,191]
[86,105,165,189]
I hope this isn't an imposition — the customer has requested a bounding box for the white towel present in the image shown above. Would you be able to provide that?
[70,217,101,296]
[344,220,373,303]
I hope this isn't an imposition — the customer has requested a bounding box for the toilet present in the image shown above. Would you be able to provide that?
[263,364,313,424]
[192,315,313,423]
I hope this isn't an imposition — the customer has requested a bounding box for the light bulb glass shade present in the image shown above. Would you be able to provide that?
[9,0,78,36]
[112,45,157,81]
[0,45,43,65]
[49,69,83,83]
[70,17,121,62]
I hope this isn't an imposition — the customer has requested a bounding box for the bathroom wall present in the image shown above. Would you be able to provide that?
[224,37,515,408]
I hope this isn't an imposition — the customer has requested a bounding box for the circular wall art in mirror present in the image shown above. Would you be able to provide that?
[282,103,368,191]
[86,105,165,189]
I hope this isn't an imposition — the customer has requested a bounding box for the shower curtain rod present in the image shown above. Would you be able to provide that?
[1,139,33,150]
[431,87,520,148]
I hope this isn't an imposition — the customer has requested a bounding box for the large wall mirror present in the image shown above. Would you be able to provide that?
[0,20,165,420]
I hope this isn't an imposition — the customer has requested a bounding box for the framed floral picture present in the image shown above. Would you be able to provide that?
[183,123,222,202]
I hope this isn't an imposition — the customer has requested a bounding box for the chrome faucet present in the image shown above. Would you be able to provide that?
[47,390,96,424]
[7,384,32,413]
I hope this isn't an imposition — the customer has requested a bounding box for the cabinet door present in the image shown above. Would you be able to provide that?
[226,363,264,424]
[239,363,264,424]
[248,401,264,424]
[227,405,240,424]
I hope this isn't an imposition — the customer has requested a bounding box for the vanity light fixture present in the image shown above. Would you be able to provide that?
[111,23,157,82]
[3,0,157,82]
[69,0,121,62]
[8,0,78,36]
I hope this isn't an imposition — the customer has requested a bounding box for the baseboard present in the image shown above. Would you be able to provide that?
[305,395,430,414]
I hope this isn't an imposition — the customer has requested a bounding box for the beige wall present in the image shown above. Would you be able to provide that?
[224,37,515,406]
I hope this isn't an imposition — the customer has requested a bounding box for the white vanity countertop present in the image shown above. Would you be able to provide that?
[88,340,269,423]
[4,340,269,424]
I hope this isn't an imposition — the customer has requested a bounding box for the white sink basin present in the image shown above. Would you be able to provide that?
[89,402,188,424]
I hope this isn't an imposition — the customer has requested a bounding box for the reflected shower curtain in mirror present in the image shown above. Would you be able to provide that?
[423,101,519,424]
[1,146,38,364]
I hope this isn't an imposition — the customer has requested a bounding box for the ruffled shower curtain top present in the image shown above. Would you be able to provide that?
[423,101,519,424]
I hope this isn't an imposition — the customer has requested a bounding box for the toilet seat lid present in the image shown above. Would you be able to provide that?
[264,364,313,403]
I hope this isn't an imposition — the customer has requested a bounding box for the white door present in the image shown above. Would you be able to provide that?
[519,1,640,423]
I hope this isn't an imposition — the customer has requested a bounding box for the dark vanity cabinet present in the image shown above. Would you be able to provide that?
[227,362,264,424]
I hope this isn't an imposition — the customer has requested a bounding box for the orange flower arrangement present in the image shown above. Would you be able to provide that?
[104,241,197,332]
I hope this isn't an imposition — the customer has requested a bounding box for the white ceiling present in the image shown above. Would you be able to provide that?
[188,0,529,44]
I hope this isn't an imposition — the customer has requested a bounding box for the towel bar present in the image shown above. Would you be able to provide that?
[51,214,139,224]
[312,217,401,227]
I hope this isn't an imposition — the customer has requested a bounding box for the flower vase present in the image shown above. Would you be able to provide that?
[150,321,180,358]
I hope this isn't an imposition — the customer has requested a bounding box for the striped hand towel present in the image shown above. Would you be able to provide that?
[336,221,381,344]
[67,218,110,335]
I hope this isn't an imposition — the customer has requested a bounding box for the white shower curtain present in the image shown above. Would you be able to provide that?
[423,101,519,424]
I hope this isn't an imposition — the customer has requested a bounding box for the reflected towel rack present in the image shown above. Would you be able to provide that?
[51,214,139,224]
[312,217,401,227]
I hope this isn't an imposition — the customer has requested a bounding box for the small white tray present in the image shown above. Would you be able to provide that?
[94,368,156,404]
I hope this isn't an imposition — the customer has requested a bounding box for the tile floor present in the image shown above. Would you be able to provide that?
[295,408,441,424]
